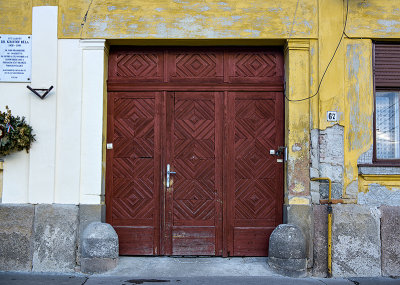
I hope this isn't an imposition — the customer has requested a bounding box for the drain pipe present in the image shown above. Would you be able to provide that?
[311,177,332,278]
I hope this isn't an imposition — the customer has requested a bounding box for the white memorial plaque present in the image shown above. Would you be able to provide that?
[0,35,31,82]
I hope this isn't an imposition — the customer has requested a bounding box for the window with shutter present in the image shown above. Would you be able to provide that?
[374,43,400,163]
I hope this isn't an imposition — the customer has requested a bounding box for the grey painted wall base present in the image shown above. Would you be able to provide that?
[0,204,103,273]
[0,204,35,271]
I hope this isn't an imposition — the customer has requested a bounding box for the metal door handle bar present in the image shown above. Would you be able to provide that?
[166,164,176,188]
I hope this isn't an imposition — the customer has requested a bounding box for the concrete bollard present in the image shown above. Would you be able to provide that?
[268,224,307,277]
[80,222,119,274]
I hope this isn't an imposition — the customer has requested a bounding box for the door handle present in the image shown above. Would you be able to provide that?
[166,164,176,188]
[269,146,287,161]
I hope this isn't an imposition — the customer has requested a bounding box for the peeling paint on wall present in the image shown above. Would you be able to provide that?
[57,0,318,39]
[343,40,373,198]
[358,184,400,206]
[347,0,400,38]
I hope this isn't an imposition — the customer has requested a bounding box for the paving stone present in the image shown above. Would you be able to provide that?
[381,206,400,277]
[0,204,35,271]
[32,204,79,273]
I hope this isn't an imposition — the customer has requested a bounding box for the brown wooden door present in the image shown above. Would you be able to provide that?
[225,91,284,256]
[106,47,284,257]
[106,92,162,255]
[164,91,223,255]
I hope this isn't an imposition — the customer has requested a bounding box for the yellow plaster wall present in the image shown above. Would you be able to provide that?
[316,1,374,200]
[0,0,32,35]
[59,0,318,39]
[285,39,311,204]
[317,0,345,130]
[0,0,58,35]
[344,39,373,196]
[347,0,400,38]
[2,0,400,40]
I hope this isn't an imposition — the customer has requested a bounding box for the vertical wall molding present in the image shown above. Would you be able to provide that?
[284,39,312,204]
[79,39,107,204]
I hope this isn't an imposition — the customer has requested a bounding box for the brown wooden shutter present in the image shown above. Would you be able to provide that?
[375,43,400,87]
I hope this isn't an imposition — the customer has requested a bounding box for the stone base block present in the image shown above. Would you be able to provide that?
[332,205,381,277]
[81,257,117,274]
[32,204,79,273]
[268,257,307,278]
[0,204,35,271]
[381,206,400,277]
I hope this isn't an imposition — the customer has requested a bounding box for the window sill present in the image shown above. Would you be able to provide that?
[358,164,400,175]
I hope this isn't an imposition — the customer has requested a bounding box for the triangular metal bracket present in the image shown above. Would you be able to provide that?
[27,85,54,100]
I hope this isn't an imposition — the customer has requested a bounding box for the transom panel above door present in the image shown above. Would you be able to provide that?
[106,47,284,257]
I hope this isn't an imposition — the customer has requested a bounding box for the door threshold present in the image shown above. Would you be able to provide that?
[98,256,278,277]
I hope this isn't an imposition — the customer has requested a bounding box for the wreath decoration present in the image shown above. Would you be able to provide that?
[0,106,35,156]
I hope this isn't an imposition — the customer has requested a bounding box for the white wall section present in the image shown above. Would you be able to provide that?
[1,11,107,204]
[54,40,83,204]
[0,83,30,203]
[28,6,58,203]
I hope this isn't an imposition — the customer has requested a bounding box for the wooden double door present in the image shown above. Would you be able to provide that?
[106,47,284,256]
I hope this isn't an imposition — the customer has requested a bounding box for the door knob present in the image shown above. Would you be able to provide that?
[166,164,176,188]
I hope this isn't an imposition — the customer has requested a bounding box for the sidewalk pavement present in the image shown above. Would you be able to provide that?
[0,257,399,285]
[0,273,399,285]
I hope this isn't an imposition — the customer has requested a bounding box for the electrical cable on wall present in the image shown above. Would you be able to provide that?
[285,0,349,102]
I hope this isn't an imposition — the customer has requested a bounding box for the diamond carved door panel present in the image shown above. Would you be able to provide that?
[226,92,284,256]
[106,92,161,255]
[164,92,223,255]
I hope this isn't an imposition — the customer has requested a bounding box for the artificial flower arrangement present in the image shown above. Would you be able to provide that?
[0,106,35,156]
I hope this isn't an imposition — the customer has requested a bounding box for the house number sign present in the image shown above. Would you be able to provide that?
[327,111,337,122]
[0,35,31,82]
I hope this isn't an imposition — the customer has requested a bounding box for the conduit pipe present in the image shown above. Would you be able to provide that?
[311,177,332,278]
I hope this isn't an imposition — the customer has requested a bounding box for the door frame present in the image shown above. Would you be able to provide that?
[105,45,294,256]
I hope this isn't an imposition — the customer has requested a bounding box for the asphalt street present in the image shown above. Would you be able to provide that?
[0,273,400,285]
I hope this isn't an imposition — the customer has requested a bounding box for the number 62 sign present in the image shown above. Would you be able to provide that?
[326,111,337,122]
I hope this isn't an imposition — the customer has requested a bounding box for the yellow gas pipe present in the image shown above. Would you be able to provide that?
[311,177,332,278]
